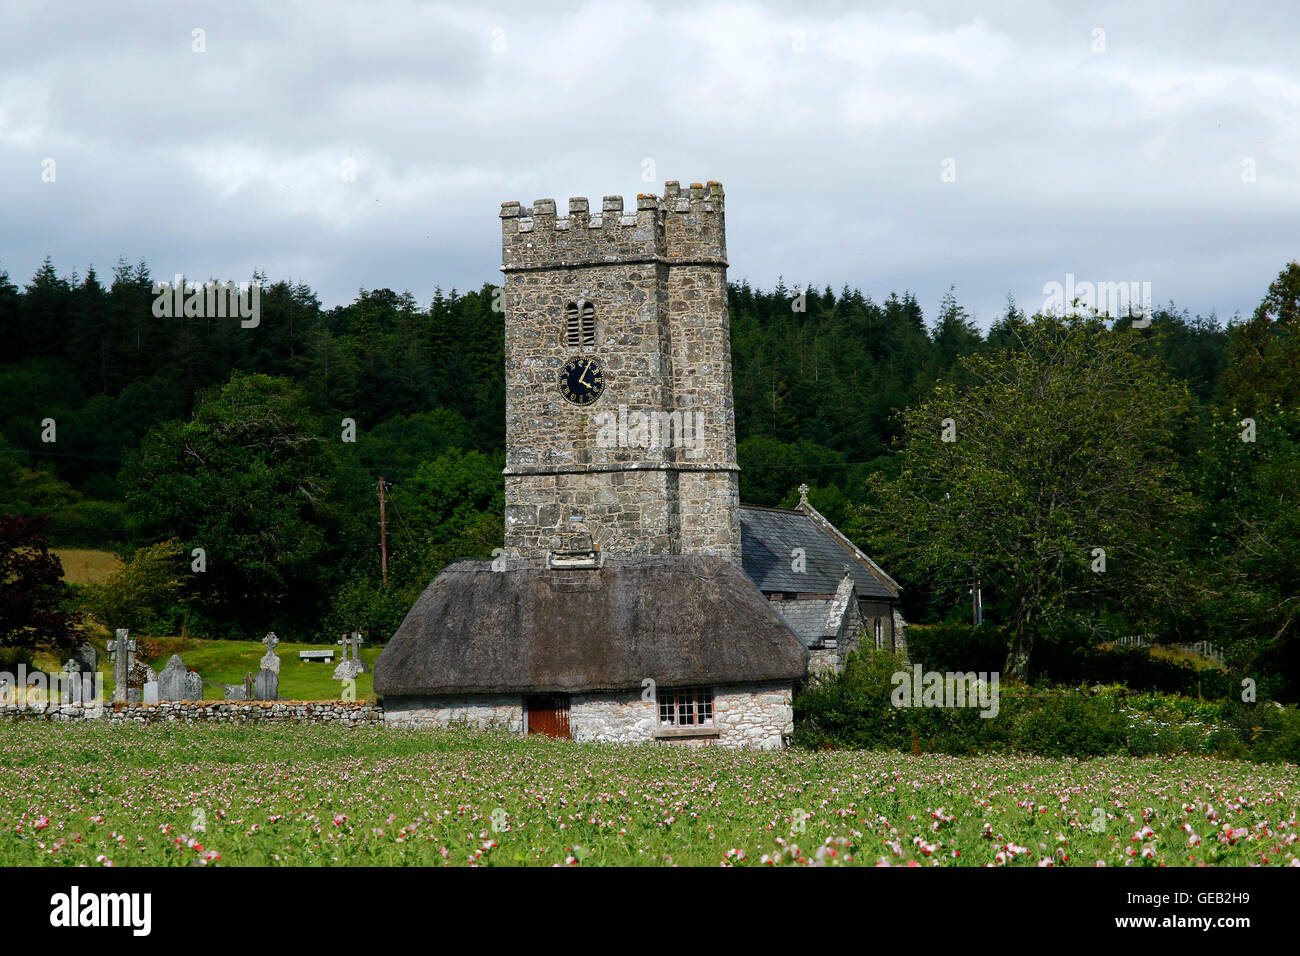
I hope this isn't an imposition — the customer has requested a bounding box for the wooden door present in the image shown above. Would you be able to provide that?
[526,695,571,738]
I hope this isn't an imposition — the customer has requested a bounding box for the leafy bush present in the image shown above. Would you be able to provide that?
[0,647,35,672]
[1032,627,1235,698]
[323,574,424,646]
[794,652,1012,755]
[1009,691,1128,758]
[80,539,187,634]
[793,651,911,751]
[904,623,1009,673]
[1217,701,1300,764]
[794,650,1300,763]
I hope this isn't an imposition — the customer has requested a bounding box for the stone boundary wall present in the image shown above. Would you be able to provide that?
[0,700,382,725]
[1,684,792,747]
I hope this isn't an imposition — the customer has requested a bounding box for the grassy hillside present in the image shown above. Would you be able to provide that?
[52,548,122,586]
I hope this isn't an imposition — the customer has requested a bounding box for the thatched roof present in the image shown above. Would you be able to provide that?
[373,555,808,696]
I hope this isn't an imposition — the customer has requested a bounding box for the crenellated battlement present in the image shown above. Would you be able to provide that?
[500,180,726,271]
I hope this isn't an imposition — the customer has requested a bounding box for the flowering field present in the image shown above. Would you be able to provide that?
[1,722,1297,867]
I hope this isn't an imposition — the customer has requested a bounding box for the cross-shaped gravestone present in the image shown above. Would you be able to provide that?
[107,631,136,661]
[109,629,134,703]
[335,632,367,677]
[259,632,282,676]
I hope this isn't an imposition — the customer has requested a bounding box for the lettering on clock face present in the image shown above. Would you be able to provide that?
[559,356,605,406]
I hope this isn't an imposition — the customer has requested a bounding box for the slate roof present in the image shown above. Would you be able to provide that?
[772,599,837,646]
[739,505,899,600]
[373,554,809,697]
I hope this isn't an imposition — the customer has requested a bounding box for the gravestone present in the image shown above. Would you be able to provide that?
[120,649,154,705]
[143,681,159,705]
[127,659,157,690]
[333,658,362,682]
[350,632,367,673]
[183,669,203,700]
[73,640,98,676]
[60,660,80,704]
[125,658,157,704]
[252,668,278,701]
[259,632,281,676]
[158,656,189,701]
[223,683,248,701]
[62,659,100,704]
[109,629,134,703]
[73,670,95,704]
[336,632,367,674]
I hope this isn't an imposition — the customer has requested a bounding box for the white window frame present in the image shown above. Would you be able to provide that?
[656,685,715,727]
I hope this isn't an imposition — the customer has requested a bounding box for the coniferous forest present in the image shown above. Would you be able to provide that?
[1,257,1296,700]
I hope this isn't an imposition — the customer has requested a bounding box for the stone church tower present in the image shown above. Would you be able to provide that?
[500,181,740,562]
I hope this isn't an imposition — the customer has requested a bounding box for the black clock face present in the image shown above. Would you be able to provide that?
[559,356,606,406]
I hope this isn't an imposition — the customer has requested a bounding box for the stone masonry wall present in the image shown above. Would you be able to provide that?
[569,689,654,743]
[0,700,382,724]
[713,682,793,750]
[500,182,740,563]
[381,695,523,732]
[569,681,793,749]
[808,648,840,678]
[676,469,741,559]
[505,469,679,557]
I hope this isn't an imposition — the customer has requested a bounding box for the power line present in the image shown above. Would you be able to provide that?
[384,494,424,553]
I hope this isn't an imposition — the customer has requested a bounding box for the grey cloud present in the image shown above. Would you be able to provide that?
[2,0,1298,325]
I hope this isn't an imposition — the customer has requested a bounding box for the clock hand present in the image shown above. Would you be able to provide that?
[578,360,593,387]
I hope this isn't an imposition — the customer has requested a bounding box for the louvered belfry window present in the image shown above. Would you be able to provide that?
[565,300,595,347]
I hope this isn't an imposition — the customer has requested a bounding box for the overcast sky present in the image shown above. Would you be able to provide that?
[3,0,1298,325]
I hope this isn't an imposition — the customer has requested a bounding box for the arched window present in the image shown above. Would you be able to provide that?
[565,300,596,347]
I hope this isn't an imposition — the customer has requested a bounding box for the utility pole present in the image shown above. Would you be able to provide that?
[379,477,388,588]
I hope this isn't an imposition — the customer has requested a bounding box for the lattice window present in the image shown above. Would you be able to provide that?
[565,300,596,347]
[657,686,715,726]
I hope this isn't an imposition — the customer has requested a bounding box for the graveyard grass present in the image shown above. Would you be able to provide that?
[27,635,379,702]
[2,723,1297,867]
